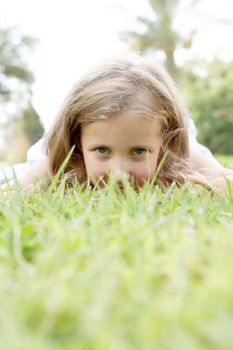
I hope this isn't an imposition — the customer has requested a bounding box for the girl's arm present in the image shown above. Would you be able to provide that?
[189,147,233,191]
[0,157,50,192]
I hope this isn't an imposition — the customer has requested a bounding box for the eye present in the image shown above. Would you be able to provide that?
[132,148,147,156]
[96,147,108,154]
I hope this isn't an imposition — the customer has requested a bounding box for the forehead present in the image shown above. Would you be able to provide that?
[81,113,161,146]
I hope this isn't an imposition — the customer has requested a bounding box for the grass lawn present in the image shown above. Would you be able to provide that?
[215,154,233,168]
[1,157,233,350]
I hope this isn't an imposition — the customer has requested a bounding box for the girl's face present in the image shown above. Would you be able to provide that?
[80,112,162,190]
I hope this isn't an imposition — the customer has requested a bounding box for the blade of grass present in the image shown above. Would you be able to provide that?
[148,150,169,190]
[47,145,75,195]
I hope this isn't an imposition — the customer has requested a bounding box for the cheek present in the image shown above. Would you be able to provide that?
[84,156,107,181]
[133,155,159,181]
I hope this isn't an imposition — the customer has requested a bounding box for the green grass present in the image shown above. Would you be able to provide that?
[215,154,233,168]
[1,169,233,350]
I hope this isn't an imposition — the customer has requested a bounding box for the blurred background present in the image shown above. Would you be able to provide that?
[1,0,233,165]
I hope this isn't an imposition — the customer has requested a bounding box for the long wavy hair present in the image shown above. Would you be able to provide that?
[45,53,204,189]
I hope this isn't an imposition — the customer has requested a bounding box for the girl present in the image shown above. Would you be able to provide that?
[1,53,233,192]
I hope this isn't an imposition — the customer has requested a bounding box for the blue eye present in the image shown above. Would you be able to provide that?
[133,148,146,155]
[96,147,108,154]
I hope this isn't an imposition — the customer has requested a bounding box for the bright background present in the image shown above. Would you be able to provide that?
[1,0,233,130]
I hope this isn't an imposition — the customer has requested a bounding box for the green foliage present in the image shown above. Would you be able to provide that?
[0,181,233,349]
[181,59,233,155]
[0,26,37,111]
[17,104,44,144]
[0,26,43,161]
[120,0,202,79]
[120,0,180,77]
[0,25,40,138]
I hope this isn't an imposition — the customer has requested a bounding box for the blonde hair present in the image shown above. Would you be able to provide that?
[45,53,201,188]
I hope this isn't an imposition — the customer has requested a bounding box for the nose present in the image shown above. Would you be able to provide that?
[109,159,131,184]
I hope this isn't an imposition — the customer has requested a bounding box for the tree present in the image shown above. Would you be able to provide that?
[0,26,37,123]
[0,26,44,161]
[120,0,198,78]
[180,58,233,154]
[120,0,232,79]
[18,104,44,145]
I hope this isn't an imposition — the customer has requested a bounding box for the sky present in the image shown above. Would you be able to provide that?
[1,0,233,130]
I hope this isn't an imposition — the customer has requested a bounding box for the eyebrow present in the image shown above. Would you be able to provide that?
[89,143,154,150]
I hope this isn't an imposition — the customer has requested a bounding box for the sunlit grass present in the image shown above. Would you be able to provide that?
[215,154,233,168]
[0,177,233,349]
